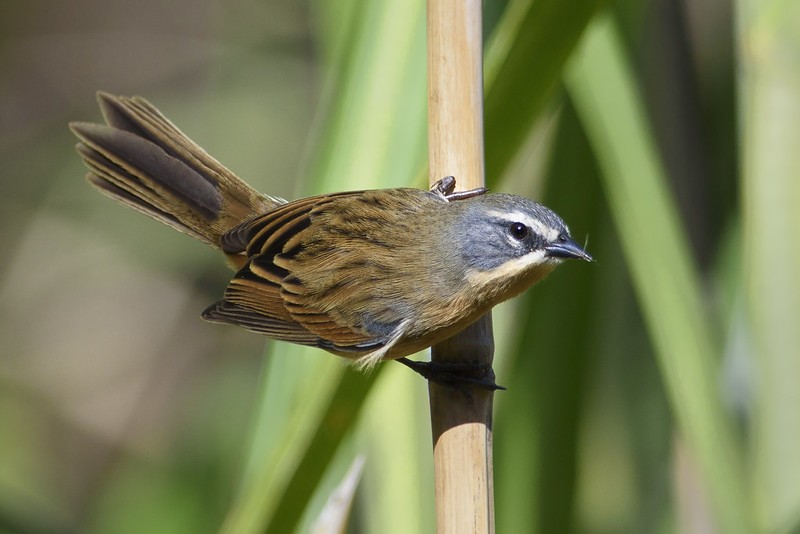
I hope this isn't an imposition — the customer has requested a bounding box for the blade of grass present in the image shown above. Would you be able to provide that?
[309,455,366,533]
[307,0,427,191]
[223,0,428,532]
[565,14,754,533]
[483,0,607,184]
[495,99,603,534]
[264,370,379,533]
[737,0,800,530]
[222,353,345,533]
[357,367,434,534]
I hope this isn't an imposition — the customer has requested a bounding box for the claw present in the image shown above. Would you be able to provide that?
[430,176,487,202]
[396,357,506,391]
[430,176,456,197]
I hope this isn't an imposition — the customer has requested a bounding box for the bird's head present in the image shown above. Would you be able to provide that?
[447,193,592,304]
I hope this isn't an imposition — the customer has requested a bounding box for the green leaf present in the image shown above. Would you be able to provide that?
[222,0,428,532]
[737,0,800,530]
[484,0,607,183]
[565,14,754,533]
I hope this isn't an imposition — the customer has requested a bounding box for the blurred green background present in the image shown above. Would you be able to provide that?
[1,0,798,532]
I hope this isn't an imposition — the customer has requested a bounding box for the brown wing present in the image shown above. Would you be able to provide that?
[203,255,381,352]
[201,263,320,346]
[218,190,363,255]
[203,190,388,354]
[271,189,442,348]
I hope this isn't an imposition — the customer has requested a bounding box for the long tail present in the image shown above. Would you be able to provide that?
[70,92,283,249]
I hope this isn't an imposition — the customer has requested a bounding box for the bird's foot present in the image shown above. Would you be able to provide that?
[396,357,506,391]
[430,176,487,202]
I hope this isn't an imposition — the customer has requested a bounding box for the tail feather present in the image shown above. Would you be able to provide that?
[70,92,283,248]
[75,133,218,244]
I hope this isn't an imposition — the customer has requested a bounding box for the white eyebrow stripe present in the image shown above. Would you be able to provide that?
[486,209,560,241]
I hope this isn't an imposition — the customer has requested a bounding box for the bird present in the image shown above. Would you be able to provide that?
[70,92,592,386]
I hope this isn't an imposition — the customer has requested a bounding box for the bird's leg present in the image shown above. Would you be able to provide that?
[396,357,506,391]
[429,176,487,202]
[444,187,488,201]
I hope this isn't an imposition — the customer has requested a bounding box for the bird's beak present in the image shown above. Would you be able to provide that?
[545,237,594,262]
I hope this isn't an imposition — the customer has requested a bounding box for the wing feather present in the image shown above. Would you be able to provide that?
[205,188,442,359]
[202,300,318,344]
[219,191,361,255]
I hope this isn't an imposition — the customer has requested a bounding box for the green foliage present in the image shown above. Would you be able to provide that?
[566,16,752,532]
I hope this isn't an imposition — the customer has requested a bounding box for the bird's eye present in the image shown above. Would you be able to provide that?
[557,234,568,243]
[509,222,529,240]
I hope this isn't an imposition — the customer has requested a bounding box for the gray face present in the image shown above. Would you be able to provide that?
[451,193,575,272]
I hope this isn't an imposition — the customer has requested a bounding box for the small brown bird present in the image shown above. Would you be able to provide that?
[70,93,591,379]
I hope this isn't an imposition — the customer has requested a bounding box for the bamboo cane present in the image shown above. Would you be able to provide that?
[427,0,495,532]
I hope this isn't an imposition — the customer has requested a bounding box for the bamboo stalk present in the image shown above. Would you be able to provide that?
[427,1,495,533]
